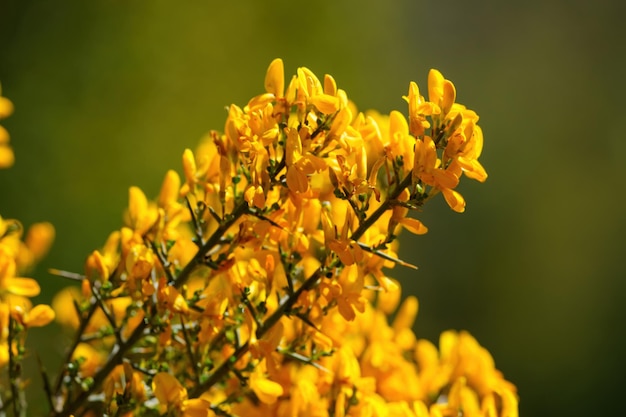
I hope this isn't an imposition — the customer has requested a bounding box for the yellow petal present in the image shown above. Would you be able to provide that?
[6,277,40,297]
[432,168,460,190]
[500,388,519,417]
[24,304,55,327]
[128,186,148,225]
[153,372,187,407]
[324,74,337,96]
[250,372,283,404]
[400,217,428,235]
[428,69,445,106]
[286,166,308,193]
[182,398,211,417]
[0,97,14,119]
[308,94,339,114]
[389,110,409,137]
[264,58,284,98]
[0,125,9,143]
[52,286,81,328]
[442,79,456,115]
[25,222,55,262]
[441,188,466,213]
[328,106,351,139]
[392,296,418,331]
[182,148,197,184]
[158,170,181,208]
[439,330,458,360]
[0,145,14,169]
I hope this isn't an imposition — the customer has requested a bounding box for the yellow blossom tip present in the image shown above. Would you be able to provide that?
[265,58,284,98]
[0,96,14,119]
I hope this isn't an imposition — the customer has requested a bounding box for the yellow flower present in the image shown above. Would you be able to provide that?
[17,221,55,271]
[72,343,106,377]
[320,264,366,321]
[85,230,120,281]
[413,135,465,212]
[0,217,53,298]
[157,277,189,314]
[264,58,284,99]
[0,253,41,298]
[32,59,506,417]
[11,303,55,328]
[103,362,147,413]
[153,372,212,417]
[126,186,159,236]
[249,360,284,405]
[428,69,456,117]
[0,87,15,168]
[285,128,326,194]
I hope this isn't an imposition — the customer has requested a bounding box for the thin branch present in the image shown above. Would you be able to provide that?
[48,269,86,282]
[187,174,414,399]
[179,316,200,385]
[37,354,55,414]
[89,283,123,345]
[356,241,418,270]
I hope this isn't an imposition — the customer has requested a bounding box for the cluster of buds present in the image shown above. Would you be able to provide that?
[0,60,517,417]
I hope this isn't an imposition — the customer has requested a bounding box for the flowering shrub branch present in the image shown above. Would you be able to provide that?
[0,60,517,417]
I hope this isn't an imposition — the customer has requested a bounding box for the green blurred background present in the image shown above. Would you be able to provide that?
[1,0,624,415]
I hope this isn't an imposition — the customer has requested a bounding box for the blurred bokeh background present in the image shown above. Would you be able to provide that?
[1,0,624,415]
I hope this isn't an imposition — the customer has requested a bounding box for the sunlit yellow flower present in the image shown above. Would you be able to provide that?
[24,58,506,417]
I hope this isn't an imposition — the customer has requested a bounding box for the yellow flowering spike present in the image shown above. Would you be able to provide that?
[264,58,284,98]
[21,60,509,417]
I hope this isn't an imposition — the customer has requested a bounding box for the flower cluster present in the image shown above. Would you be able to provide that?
[1,59,517,417]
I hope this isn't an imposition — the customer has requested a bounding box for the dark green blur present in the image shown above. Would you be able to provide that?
[1,0,624,415]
